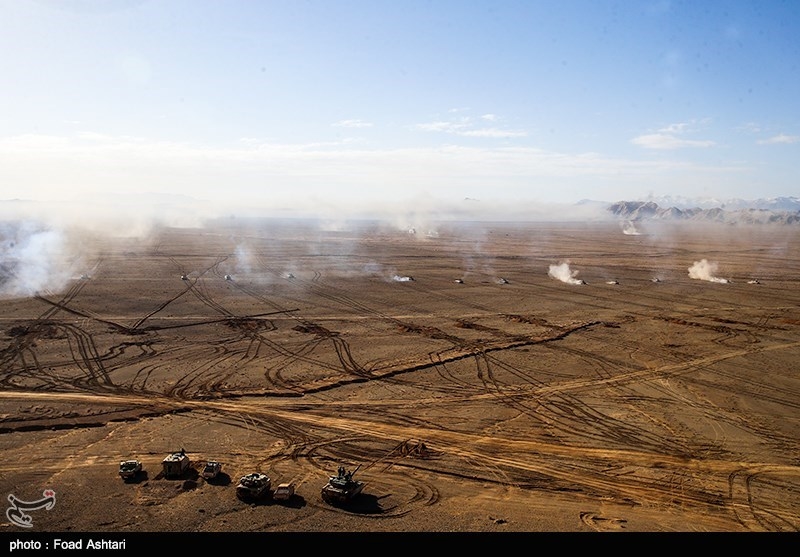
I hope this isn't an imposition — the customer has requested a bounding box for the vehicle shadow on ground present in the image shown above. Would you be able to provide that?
[236,494,308,508]
[327,493,383,515]
[275,494,306,509]
[204,472,232,486]
[122,471,149,484]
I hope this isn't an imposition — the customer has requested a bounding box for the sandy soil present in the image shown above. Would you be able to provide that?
[1,218,798,535]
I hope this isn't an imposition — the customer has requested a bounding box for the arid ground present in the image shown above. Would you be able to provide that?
[1,217,799,534]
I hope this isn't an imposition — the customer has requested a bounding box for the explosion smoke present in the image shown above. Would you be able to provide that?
[622,220,642,235]
[0,223,77,298]
[688,259,729,283]
[548,261,585,285]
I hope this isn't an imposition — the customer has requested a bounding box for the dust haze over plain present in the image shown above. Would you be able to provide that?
[2,1,799,298]
[0,191,618,299]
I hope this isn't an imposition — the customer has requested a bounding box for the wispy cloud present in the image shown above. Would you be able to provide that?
[414,114,526,139]
[631,120,715,150]
[632,134,715,149]
[460,128,528,138]
[738,122,762,134]
[0,132,748,218]
[415,119,471,134]
[757,134,799,145]
[333,119,373,128]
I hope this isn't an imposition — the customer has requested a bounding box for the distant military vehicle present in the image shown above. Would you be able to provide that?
[224,275,232,281]
[236,473,271,500]
[162,449,190,478]
[119,459,142,480]
[273,482,295,501]
[321,464,364,505]
[201,461,222,480]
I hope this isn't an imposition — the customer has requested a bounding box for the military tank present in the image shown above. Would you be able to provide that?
[321,464,364,505]
[236,472,271,500]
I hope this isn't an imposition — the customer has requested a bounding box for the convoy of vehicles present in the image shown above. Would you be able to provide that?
[119,449,366,507]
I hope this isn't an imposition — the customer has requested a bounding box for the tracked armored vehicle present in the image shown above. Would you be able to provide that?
[236,472,271,501]
[321,464,364,505]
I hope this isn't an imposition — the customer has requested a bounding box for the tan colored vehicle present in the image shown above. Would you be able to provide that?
[273,482,295,501]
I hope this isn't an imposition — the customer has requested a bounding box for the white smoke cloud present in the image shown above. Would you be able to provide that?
[234,244,254,276]
[0,222,79,298]
[621,220,642,235]
[688,259,729,283]
[548,261,585,285]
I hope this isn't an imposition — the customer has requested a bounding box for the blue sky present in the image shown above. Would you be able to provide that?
[1,0,798,221]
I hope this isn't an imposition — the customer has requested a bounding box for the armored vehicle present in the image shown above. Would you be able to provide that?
[321,464,364,505]
[236,473,271,500]
[162,449,190,478]
[201,461,222,480]
[119,459,142,480]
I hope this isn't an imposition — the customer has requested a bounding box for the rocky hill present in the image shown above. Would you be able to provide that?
[607,200,800,225]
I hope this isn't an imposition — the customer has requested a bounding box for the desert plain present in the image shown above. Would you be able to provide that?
[0,216,798,536]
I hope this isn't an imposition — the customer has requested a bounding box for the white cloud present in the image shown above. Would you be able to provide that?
[415,116,525,139]
[757,134,799,145]
[0,132,749,221]
[333,119,373,128]
[632,120,715,150]
[460,128,527,138]
[632,133,715,149]
[415,120,471,133]
[738,122,762,134]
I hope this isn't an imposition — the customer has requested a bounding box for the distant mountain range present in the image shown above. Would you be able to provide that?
[607,197,800,225]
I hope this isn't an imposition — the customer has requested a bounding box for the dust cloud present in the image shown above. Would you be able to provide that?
[622,220,642,235]
[688,259,729,283]
[548,261,585,285]
[0,223,73,297]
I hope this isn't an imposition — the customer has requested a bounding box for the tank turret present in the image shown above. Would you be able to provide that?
[321,464,364,505]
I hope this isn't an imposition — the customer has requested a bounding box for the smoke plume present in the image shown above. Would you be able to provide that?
[621,220,642,235]
[0,222,79,298]
[688,259,728,283]
[548,261,585,285]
